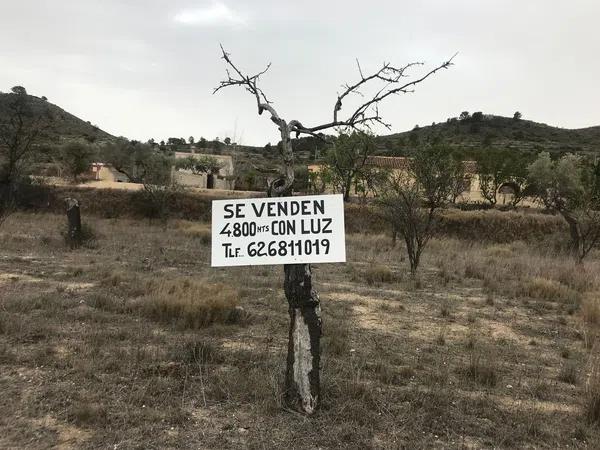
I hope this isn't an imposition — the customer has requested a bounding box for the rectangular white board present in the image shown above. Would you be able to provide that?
[211,194,346,267]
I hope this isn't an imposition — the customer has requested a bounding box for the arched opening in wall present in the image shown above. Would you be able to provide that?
[498,182,519,205]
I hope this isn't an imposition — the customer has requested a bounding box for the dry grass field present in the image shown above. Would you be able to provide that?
[1,211,600,449]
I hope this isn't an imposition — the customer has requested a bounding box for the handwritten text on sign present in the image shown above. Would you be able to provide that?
[211,194,346,267]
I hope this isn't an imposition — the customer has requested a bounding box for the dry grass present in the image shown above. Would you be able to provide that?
[585,350,600,425]
[460,348,499,387]
[362,264,395,285]
[558,361,578,385]
[140,278,243,329]
[583,295,600,326]
[1,211,600,448]
[524,277,580,303]
[176,221,212,244]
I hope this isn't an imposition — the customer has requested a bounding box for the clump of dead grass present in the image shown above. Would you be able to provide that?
[558,361,578,385]
[363,265,395,285]
[460,348,498,387]
[582,295,600,326]
[68,402,108,426]
[177,222,212,245]
[523,277,580,304]
[139,277,244,329]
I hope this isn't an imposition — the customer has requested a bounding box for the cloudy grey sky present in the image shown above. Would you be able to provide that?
[1,0,598,145]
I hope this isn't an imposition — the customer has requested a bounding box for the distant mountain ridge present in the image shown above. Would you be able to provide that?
[378,114,600,155]
[0,92,115,146]
[2,91,598,159]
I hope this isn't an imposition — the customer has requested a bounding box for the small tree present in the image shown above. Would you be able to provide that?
[527,152,600,262]
[477,149,532,207]
[58,142,96,181]
[214,46,454,414]
[448,157,469,203]
[176,155,222,176]
[104,139,177,222]
[472,111,484,122]
[513,111,522,121]
[378,147,456,275]
[476,149,511,206]
[323,131,376,201]
[11,86,27,95]
[459,111,470,121]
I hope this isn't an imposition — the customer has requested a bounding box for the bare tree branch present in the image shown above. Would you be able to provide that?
[213,46,455,195]
[213,46,456,140]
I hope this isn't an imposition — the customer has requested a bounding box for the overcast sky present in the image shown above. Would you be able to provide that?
[1,0,598,145]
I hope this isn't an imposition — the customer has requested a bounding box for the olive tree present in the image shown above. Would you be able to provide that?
[527,152,600,262]
[322,131,376,201]
[175,155,222,177]
[58,142,96,181]
[214,46,454,414]
[476,148,530,207]
[104,138,177,222]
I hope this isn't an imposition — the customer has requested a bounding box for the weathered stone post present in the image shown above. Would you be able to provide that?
[65,197,82,248]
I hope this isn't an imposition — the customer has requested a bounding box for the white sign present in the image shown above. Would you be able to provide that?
[211,194,346,267]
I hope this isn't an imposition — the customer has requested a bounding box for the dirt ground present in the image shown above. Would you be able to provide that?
[1,212,599,449]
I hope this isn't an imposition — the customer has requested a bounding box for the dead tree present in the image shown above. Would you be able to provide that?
[214,46,454,414]
[65,197,82,248]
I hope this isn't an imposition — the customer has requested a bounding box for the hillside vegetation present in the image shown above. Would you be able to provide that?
[0,92,114,146]
[379,114,600,156]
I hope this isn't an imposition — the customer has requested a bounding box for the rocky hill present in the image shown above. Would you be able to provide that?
[0,91,115,146]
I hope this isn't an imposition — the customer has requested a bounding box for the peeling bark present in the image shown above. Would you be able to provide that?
[283,264,322,414]
[269,133,322,414]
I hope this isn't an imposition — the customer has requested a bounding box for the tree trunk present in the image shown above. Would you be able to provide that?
[283,264,322,414]
[561,210,584,262]
[269,123,322,415]
[65,197,82,248]
[343,177,352,202]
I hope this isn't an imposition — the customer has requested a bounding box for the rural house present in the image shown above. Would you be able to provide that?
[307,156,519,204]
[173,152,235,190]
